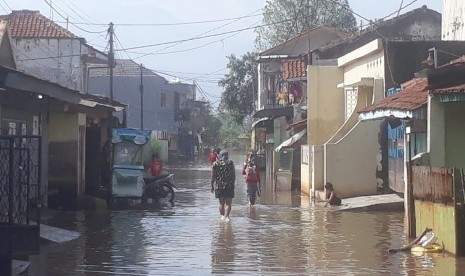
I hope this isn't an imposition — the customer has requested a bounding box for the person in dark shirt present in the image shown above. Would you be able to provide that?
[324,182,342,207]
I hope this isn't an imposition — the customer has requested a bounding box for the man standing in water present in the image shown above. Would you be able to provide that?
[211,150,235,221]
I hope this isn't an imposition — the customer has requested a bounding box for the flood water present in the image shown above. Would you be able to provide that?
[26,154,465,275]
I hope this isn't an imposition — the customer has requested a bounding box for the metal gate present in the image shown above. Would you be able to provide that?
[0,135,41,271]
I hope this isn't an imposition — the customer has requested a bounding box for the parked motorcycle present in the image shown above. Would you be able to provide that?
[142,173,176,205]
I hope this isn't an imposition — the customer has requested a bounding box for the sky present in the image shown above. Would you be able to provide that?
[4,0,442,108]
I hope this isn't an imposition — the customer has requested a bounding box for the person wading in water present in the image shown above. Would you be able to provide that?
[211,150,235,221]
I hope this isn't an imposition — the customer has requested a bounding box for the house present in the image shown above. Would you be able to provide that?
[2,10,108,92]
[253,26,348,193]
[301,6,455,200]
[0,11,127,209]
[358,56,465,255]
[88,59,197,163]
[442,0,465,40]
[0,19,124,274]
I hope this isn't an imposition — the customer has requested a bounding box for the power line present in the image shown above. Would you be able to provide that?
[57,0,103,25]
[42,0,107,34]
[54,13,265,27]
[133,19,262,59]
[0,2,8,13]
[117,19,294,52]
[1,0,11,11]
[133,9,262,60]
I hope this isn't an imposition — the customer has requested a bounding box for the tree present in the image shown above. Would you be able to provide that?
[190,103,222,147]
[255,0,356,50]
[219,115,245,149]
[219,52,258,126]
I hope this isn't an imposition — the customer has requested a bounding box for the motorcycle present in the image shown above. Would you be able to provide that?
[110,128,176,207]
[142,172,176,205]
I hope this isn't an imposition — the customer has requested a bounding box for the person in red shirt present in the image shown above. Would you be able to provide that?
[150,154,163,176]
[208,148,220,165]
[242,151,261,206]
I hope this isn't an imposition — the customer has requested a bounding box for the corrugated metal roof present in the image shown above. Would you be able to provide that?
[2,10,76,38]
[359,78,429,113]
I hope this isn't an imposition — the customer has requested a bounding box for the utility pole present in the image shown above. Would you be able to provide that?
[140,63,144,130]
[106,22,115,190]
[108,22,115,105]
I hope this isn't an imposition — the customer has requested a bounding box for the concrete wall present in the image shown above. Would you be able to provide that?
[89,75,191,134]
[48,112,80,210]
[442,0,465,41]
[307,66,345,145]
[301,145,310,195]
[415,200,457,254]
[428,96,446,166]
[444,102,465,168]
[324,120,380,198]
[14,38,84,91]
[339,40,384,85]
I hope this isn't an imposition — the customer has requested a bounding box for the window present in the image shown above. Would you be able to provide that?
[160,91,166,107]
[345,88,358,120]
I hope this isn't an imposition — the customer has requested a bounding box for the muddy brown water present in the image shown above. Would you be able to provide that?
[26,155,465,275]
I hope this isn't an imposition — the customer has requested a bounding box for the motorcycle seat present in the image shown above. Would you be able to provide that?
[144,174,169,182]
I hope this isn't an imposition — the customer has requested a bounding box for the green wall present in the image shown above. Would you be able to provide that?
[48,112,79,210]
[445,102,465,168]
[415,201,457,254]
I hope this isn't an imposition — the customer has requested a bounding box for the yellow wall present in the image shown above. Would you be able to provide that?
[49,112,79,141]
[428,96,446,166]
[324,120,380,198]
[415,200,457,254]
[445,102,465,168]
[307,66,345,146]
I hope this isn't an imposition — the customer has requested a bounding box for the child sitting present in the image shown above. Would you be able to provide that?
[324,182,342,207]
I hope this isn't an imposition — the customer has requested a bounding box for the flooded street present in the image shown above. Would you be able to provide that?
[27,155,464,276]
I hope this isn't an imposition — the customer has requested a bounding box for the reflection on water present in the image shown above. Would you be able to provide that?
[26,158,464,276]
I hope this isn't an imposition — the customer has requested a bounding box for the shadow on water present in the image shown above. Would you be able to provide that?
[26,153,465,276]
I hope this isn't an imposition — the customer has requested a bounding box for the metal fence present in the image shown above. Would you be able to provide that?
[412,166,453,203]
[0,136,41,225]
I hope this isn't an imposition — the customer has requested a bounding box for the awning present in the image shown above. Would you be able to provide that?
[251,117,271,128]
[0,65,126,112]
[275,129,306,152]
[253,106,294,119]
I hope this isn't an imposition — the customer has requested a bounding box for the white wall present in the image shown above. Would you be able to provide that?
[14,38,83,90]
[442,0,465,40]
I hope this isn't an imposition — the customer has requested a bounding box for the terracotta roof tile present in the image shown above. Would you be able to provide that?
[359,78,429,113]
[433,83,465,94]
[2,10,76,38]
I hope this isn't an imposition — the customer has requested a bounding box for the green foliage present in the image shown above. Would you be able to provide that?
[219,52,258,126]
[191,107,222,146]
[142,136,161,166]
[150,137,161,157]
[255,0,356,50]
[219,116,244,149]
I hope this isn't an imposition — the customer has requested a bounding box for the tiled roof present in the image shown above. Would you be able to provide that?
[433,83,465,94]
[282,57,307,79]
[359,78,429,113]
[1,10,76,38]
[89,59,162,77]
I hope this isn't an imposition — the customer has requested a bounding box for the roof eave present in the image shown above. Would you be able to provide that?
[359,109,414,121]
